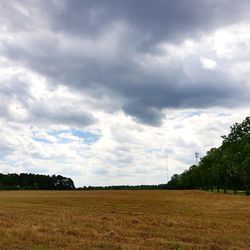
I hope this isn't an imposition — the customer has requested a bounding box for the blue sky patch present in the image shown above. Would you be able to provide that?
[71,130,101,144]
[45,129,101,145]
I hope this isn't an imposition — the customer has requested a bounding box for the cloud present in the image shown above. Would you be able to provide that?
[29,101,97,127]
[0,1,250,126]
[0,1,250,186]
[200,57,217,70]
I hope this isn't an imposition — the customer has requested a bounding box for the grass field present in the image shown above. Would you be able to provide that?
[0,190,249,250]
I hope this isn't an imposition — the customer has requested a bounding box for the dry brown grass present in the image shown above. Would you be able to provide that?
[0,190,249,250]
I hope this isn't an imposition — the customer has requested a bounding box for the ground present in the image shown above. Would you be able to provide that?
[0,190,249,250]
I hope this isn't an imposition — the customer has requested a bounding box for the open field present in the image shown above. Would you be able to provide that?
[0,190,249,250]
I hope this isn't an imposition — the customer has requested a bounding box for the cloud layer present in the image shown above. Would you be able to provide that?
[0,1,249,186]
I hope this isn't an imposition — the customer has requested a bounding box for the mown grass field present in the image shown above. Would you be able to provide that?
[0,190,249,250]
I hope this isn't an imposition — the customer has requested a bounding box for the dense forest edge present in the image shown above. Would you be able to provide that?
[0,173,75,190]
[167,116,250,195]
[77,184,168,190]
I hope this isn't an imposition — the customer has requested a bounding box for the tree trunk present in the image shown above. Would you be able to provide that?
[246,184,250,196]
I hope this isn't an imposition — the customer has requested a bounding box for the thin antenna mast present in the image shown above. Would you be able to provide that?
[195,152,199,165]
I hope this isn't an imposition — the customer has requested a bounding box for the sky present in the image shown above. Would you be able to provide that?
[0,0,249,187]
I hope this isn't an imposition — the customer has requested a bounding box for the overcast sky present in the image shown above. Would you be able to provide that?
[0,0,249,186]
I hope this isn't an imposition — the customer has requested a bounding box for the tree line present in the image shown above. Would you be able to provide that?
[77,184,168,190]
[0,173,75,190]
[167,117,250,195]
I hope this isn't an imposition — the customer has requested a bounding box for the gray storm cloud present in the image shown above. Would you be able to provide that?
[29,102,97,127]
[0,0,250,126]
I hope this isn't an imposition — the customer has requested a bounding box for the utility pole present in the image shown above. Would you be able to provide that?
[195,152,199,165]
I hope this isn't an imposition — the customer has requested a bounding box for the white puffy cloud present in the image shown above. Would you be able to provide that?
[200,57,217,70]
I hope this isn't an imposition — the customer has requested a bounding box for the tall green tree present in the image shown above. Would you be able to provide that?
[222,117,250,194]
[167,116,250,195]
